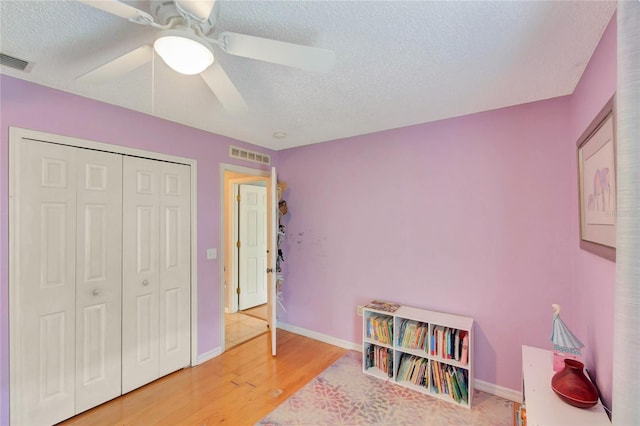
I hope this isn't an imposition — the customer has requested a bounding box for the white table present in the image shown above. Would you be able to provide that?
[521,345,610,425]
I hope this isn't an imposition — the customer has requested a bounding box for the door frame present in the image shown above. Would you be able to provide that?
[8,127,200,416]
[219,164,270,352]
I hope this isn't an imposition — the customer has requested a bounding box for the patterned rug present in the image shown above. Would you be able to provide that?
[257,351,514,425]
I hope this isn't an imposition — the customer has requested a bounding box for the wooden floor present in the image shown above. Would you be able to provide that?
[60,330,348,426]
[225,311,268,349]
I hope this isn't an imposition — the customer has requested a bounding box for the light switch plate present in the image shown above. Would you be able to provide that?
[206,248,217,260]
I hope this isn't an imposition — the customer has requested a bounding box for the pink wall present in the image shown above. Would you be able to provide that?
[277,96,575,392]
[276,13,617,403]
[0,75,275,424]
[569,15,617,408]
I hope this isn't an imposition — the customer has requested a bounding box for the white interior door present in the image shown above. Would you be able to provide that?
[75,148,123,412]
[122,156,161,393]
[13,139,78,425]
[268,167,278,356]
[158,162,191,376]
[238,184,267,310]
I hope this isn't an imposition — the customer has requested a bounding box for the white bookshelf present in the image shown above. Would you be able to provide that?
[362,302,474,408]
[521,345,609,425]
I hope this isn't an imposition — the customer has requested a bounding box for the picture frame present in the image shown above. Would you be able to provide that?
[577,97,616,261]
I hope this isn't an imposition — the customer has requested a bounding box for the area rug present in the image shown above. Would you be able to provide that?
[257,351,513,425]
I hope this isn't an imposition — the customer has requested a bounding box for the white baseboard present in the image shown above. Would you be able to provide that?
[475,379,522,402]
[278,322,522,403]
[277,322,361,351]
[196,346,221,365]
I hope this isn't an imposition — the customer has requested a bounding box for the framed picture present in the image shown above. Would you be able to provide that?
[577,97,616,261]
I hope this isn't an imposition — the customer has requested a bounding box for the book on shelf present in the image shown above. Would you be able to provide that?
[419,325,428,350]
[460,331,469,365]
[366,345,374,369]
[365,300,401,313]
[430,361,468,404]
[453,367,468,402]
[449,366,465,403]
[397,353,427,387]
[445,369,457,402]
[432,361,441,393]
[368,345,394,376]
[366,315,393,345]
[429,326,468,364]
[398,320,429,351]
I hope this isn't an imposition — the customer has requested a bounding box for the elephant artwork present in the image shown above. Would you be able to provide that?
[578,103,616,253]
[588,167,611,212]
[581,118,616,229]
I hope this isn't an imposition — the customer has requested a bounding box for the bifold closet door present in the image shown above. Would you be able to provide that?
[122,156,191,393]
[158,161,191,377]
[74,148,123,413]
[13,140,123,425]
[15,140,77,425]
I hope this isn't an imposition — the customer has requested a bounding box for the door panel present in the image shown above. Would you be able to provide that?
[159,163,191,375]
[238,184,267,310]
[122,156,161,393]
[16,139,77,425]
[40,203,68,286]
[81,304,106,382]
[136,293,154,362]
[137,206,155,272]
[75,148,122,413]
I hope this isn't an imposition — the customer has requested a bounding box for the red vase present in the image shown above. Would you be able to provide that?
[551,359,599,408]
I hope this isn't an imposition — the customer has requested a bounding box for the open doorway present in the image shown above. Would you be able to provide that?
[221,165,270,350]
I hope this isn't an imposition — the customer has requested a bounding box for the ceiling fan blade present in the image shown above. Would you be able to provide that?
[200,62,248,113]
[175,0,216,22]
[76,0,154,23]
[218,31,336,73]
[76,45,153,83]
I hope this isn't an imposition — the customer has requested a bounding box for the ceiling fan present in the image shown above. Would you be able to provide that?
[76,0,336,112]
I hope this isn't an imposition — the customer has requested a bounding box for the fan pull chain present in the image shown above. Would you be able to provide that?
[151,49,155,115]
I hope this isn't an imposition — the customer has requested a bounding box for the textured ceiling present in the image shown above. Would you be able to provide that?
[0,0,616,150]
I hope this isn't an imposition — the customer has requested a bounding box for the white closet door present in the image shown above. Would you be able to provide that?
[14,139,77,425]
[75,149,123,412]
[122,156,161,393]
[158,162,191,375]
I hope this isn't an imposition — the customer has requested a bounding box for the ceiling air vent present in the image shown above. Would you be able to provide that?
[0,53,34,72]
[229,146,271,166]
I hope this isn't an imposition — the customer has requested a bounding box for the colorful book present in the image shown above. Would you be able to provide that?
[448,366,462,402]
[445,369,456,400]
[454,367,468,402]
[460,331,469,365]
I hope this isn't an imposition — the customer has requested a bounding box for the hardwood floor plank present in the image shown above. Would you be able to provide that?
[60,330,347,426]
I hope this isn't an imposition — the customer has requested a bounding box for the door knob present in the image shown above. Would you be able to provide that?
[142,279,149,286]
[92,288,100,296]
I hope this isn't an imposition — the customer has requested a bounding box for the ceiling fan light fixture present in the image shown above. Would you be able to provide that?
[154,29,214,75]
